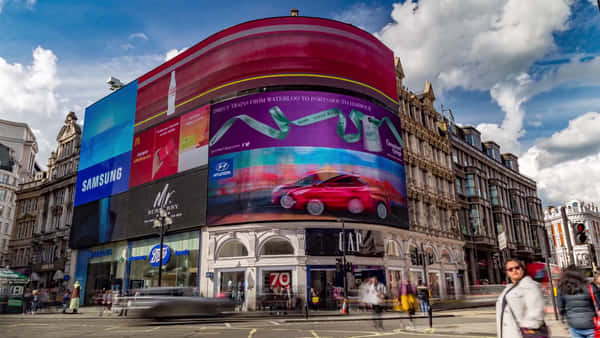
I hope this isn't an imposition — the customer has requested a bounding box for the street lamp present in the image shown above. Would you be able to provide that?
[153,207,173,287]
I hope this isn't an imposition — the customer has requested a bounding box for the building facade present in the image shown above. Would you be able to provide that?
[0,119,39,266]
[69,16,466,312]
[0,144,18,265]
[544,201,600,269]
[8,112,80,299]
[0,119,39,183]
[450,124,544,284]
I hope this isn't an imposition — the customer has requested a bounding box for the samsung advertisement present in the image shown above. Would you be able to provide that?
[75,80,137,206]
[207,91,408,228]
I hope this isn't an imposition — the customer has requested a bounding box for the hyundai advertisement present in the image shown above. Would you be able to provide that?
[207,91,408,228]
[74,80,137,206]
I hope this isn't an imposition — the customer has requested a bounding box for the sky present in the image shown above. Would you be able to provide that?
[0,0,599,207]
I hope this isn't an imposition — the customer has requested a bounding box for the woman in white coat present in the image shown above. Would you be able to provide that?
[496,259,546,338]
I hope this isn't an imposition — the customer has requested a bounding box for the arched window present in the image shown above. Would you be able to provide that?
[440,249,451,264]
[260,238,294,255]
[386,240,401,257]
[218,240,248,258]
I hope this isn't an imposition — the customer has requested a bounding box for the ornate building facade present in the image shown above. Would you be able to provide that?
[544,200,600,269]
[9,112,81,295]
[450,124,544,284]
[395,58,467,297]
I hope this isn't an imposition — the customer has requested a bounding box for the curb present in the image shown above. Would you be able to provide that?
[281,314,455,323]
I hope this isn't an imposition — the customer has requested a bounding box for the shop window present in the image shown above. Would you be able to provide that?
[218,240,248,258]
[260,238,294,256]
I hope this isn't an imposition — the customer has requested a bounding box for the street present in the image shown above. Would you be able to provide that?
[0,307,571,338]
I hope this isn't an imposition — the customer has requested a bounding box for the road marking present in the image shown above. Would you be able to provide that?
[104,326,120,331]
[9,323,49,327]
[270,320,281,325]
[145,327,160,332]
[225,322,231,328]
[248,328,257,338]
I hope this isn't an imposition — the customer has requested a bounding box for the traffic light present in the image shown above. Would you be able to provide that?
[574,223,587,244]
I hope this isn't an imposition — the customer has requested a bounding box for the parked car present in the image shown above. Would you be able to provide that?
[272,173,390,219]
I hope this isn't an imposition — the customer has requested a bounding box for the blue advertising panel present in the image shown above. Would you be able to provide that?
[74,151,131,206]
[75,80,137,206]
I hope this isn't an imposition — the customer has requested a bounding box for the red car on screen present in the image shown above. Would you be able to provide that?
[271,173,390,219]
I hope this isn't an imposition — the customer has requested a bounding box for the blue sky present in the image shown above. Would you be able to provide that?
[0,0,599,205]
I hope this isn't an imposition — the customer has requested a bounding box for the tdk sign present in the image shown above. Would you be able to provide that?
[211,158,233,179]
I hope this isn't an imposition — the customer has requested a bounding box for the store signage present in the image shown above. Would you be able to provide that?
[498,232,507,250]
[269,272,291,288]
[339,231,362,253]
[88,248,113,259]
[306,228,384,257]
[210,159,233,179]
[148,244,171,267]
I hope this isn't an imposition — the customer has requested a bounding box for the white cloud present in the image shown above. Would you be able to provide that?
[520,112,600,205]
[121,43,134,51]
[129,33,148,41]
[376,0,574,153]
[0,46,164,169]
[333,3,389,33]
[165,47,188,61]
[378,0,572,92]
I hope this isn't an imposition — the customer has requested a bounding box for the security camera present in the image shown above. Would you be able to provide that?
[106,76,124,90]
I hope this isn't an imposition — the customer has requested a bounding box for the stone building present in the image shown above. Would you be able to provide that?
[449,123,544,284]
[8,112,81,295]
[544,200,600,269]
[394,59,467,298]
[0,119,39,266]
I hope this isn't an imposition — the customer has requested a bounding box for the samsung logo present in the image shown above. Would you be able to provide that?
[81,167,123,192]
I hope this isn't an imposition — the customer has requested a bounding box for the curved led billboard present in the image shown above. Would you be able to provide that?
[134,17,397,133]
[207,91,408,228]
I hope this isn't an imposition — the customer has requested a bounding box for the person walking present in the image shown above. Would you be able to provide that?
[69,281,81,314]
[400,279,417,330]
[361,276,386,330]
[557,267,600,338]
[416,281,429,315]
[31,289,39,315]
[496,258,547,338]
[62,290,70,314]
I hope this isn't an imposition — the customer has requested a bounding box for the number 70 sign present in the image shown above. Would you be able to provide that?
[270,272,291,288]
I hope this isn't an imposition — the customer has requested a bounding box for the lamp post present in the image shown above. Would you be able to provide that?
[153,207,173,287]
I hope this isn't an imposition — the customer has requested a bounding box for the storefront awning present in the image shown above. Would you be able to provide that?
[0,268,28,282]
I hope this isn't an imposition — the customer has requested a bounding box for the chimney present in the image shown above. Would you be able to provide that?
[290,8,299,16]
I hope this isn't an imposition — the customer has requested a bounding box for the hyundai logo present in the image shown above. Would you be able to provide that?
[216,161,230,172]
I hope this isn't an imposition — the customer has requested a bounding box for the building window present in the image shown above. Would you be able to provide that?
[470,205,481,235]
[386,240,401,257]
[218,240,249,258]
[465,174,477,197]
[490,185,499,206]
[260,238,294,256]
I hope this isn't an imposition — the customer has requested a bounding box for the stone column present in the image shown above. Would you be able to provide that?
[468,248,478,285]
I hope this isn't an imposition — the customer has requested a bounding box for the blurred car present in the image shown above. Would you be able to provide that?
[121,287,238,319]
[272,173,390,219]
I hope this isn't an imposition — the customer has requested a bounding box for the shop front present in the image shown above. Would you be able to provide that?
[129,231,199,289]
[84,241,127,305]
[306,228,385,310]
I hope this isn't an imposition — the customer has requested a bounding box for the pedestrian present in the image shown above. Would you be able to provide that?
[69,281,81,314]
[400,279,417,330]
[31,289,39,315]
[362,276,386,331]
[416,280,429,315]
[62,290,70,314]
[592,272,600,292]
[557,267,600,338]
[496,258,547,338]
